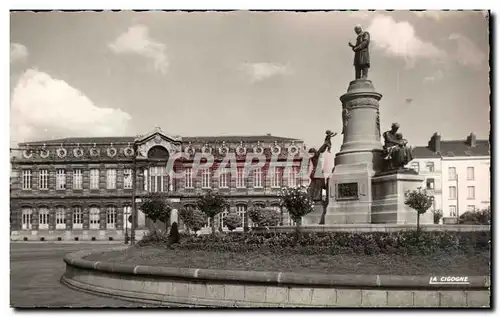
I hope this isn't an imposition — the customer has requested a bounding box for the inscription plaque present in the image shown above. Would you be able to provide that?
[337,182,359,200]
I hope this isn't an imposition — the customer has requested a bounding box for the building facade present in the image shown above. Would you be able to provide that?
[10,127,308,241]
[408,132,490,219]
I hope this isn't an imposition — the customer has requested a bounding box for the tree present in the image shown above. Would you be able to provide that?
[279,185,314,233]
[179,206,207,234]
[224,213,242,232]
[140,192,172,235]
[404,187,433,239]
[196,190,229,234]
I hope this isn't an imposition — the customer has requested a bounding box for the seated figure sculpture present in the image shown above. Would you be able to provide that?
[382,123,414,171]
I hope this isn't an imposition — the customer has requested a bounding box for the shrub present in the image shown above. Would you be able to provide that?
[91,237,96,241]
[57,237,62,241]
[109,237,114,241]
[404,188,433,238]
[74,237,79,241]
[168,222,180,244]
[40,237,45,241]
[433,209,443,224]
[179,207,207,233]
[248,207,281,227]
[224,213,242,231]
[459,207,491,225]
[23,237,28,241]
[138,230,168,246]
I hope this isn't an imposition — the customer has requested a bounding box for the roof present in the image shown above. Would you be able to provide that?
[413,139,490,158]
[20,134,302,146]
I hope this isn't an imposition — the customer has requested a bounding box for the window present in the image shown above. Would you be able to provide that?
[106,206,117,229]
[184,168,193,188]
[219,167,228,188]
[38,208,49,230]
[467,186,475,199]
[22,170,32,190]
[218,208,229,229]
[202,169,211,188]
[22,208,32,230]
[39,169,49,190]
[410,162,420,173]
[106,169,117,189]
[123,206,132,228]
[73,169,82,190]
[426,178,435,190]
[467,167,475,180]
[90,169,99,190]
[56,169,66,190]
[236,205,248,229]
[236,167,245,188]
[123,169,133,189]
[449,186,457,199]
[55,207,66,229]
[149,166,168,192]
[144,168,149,191]
[89,207,100,229]
[254,168,263,188]
[448,167,457,180]
[73,207,83,229]
[271,167,282,188]
[426,162,435,172]
[467,205,476,212]
[288,167,298,188]
[449,205,457,217]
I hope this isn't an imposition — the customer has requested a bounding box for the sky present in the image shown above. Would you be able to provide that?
[9,10,490,152]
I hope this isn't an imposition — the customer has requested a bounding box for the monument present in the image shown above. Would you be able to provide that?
[307,24,432,225]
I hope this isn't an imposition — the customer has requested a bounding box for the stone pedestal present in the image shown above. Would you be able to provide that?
[324,80,384,224]
[302,203,325,226]
[371,171,433,224]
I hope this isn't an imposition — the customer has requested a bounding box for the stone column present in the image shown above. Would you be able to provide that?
[325,79,384,224]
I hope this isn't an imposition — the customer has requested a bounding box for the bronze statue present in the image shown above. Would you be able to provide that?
[348,25,370,80]
[383,123,414,170]
[308,131,337,201]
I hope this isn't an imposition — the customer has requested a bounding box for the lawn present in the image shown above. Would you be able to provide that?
[86,246,490,276]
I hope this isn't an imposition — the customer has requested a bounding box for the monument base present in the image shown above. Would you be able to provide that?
[302,203,325,226]
[371,170,433,224]
[324,163,373,224]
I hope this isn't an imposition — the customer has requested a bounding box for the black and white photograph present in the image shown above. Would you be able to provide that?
[7,5,492,309]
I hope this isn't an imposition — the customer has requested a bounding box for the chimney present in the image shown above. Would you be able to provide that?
[428,132,441,153]
[467,132,476,147]
[266,133,271,136]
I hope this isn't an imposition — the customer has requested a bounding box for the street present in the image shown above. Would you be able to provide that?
[10,242,147,308]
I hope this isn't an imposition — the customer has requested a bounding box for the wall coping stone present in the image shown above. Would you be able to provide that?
[64,248,490,290]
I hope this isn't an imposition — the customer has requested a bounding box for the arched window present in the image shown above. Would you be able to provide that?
[55,206,66,230]
[106,206,117,229]
[236,204,248,229]
[73,206,83,229]
[38,207,49,230]
[21,207,32,230]
[89,207,100,229]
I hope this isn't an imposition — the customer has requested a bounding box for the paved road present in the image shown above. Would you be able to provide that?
[10,242,151,308]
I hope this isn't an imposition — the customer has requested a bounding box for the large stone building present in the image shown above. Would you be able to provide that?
[408,132,490,219]
[10,127,308,241]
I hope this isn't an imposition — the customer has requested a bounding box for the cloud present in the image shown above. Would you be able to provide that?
[448,33,487,69]
[10,43,28,64]
[240,62,293,82]
[10,69,132,143]
[367,15,446,65]
[423,69,444,83]
[412,10,488,20]
[108,24,168,75]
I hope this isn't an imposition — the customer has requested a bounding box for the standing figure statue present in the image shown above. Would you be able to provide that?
[383,123,414,171]
[308,130,337,201]
[348,24,371,80]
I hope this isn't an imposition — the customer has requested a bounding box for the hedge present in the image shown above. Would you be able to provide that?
[165,230,490,256]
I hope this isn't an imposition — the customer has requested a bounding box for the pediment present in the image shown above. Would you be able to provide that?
[135,126,183,158]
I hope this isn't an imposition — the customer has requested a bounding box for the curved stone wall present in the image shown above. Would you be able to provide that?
[61,249,490,307]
